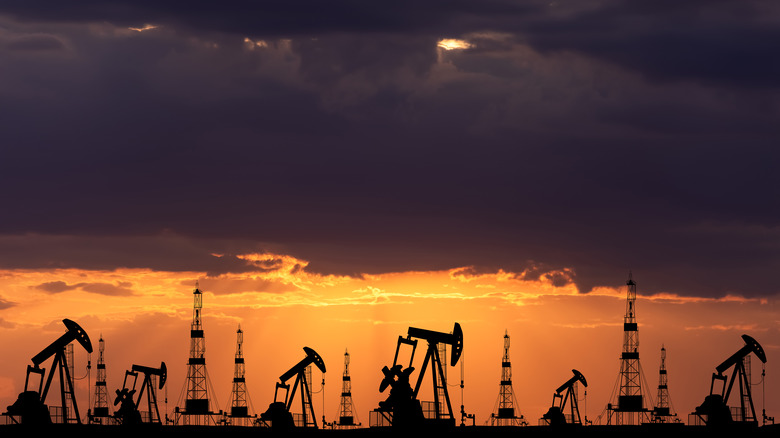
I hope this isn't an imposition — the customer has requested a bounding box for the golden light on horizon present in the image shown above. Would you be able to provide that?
[0,254,777,425]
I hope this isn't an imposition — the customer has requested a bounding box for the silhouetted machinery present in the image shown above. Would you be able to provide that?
[114,362,167,425]
[262,347,326,429]
[542,369,587,426]
[376,322,463,428]
[5,319,93,424]
[695,334,767,426]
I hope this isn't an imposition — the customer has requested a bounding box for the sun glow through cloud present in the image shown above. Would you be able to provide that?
[437,38,473,50]
[243,37,269,49]
[128,24,158,32]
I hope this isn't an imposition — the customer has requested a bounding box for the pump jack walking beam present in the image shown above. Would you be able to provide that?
[711,334,766,423]
[24,319,92,424]
[274,347,326,428]
[397,323,464,423]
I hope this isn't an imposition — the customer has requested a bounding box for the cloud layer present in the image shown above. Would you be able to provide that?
[0,1,779,298]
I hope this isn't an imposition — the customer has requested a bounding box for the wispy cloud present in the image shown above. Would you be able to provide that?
[31,281,135,296]
[684,324,764,332]
[0,297,16,310]
[554,321,622,329]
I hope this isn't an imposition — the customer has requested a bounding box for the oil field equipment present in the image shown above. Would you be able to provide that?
[90,335,111,424]
[332,349,360,429]
[605,273,652,425]
[176,283,220,425]
[262,347,326,429]
[5,318,92,424]
[542,369,587,426]
[114,362,167,425]
[652,345,678,423]
[374,322,463,428]
[490,330,526,426]
[227,324,255,426]
[694,334,766,426]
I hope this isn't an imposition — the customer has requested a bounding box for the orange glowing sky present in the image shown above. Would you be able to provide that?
[0,252,777,426]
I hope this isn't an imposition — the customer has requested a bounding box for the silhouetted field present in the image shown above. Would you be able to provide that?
[1,423,778,438]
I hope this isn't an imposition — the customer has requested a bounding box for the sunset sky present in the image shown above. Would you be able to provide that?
[1,0,779,427]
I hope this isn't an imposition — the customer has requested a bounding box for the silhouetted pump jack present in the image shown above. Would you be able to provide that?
[114,362,167,425]
[377,322,463,428]
[377,364,423,428]
[262,347,326,429]
[695,334,767,426]
[5,318,93,425]
[543,369,587,426]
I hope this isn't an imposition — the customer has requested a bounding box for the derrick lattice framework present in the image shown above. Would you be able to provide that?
[490,330,525,426]
[64,344,76,423]
[608,273,651,425]
[437,342,449,419]
[334,349,360,428]
[178,283,218,425]
[91,336,110,422]
[304,363,316,427]
[653,346,677,422]
[229,325,251,424]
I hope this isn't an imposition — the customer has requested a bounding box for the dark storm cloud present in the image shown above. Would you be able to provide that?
[2,33,65,52]
[0,234,265,275]
[2,0,779,88]
[520,0,780,89]
[0,2,778,298]
[0,0,537,36]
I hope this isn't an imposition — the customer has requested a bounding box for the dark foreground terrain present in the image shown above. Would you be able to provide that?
[1,423,778,438]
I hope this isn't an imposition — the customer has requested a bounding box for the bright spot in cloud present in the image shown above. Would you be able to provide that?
[128,24,158,32]
[244,37,269,49]
[437,38,473,50]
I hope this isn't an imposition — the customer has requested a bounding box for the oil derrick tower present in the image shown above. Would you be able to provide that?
[652,346,677,422]
[606,273,651,425]
[228,324,253,426]
[490,330,525,426]
[176,283,219,425]
[91,335,110,423]
[333,349,360,428]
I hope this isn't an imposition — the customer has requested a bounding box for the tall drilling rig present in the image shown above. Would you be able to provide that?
[606,273,652,425]
[91,335,110,423]
[333,349,360,429]
[228,324,253,426]
[490,330,525,426]
[176,283,219,425]
[652,346,677,422]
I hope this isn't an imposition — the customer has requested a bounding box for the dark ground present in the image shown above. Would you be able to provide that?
[0,423,778,438]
